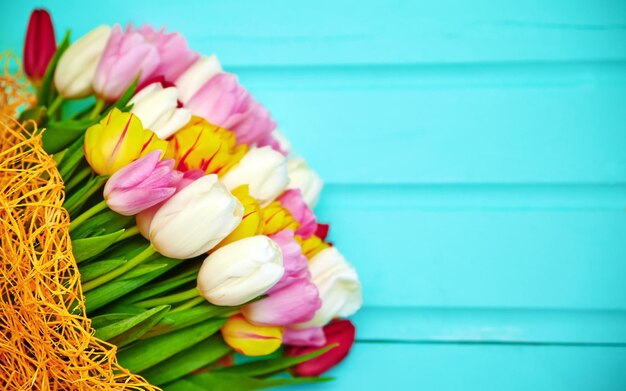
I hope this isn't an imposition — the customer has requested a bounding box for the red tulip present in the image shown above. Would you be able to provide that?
[23,9,56,81]
[286,319,356,377]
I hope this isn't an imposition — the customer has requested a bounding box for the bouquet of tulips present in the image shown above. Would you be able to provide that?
[1,8,362,390]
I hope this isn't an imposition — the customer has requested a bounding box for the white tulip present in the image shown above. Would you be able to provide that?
[148,175,243,259]
[294,247,362,328]
[221,147,289,206]
[175,55,223,103]
[130,83,191,139]
[287,158,323,208]
[197,235,284,306]
[54,25,111,99]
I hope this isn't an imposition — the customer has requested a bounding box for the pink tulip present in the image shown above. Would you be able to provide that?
[242,278,321,326]
[93,25,160,101]
[257,132,289,156]
[186,73,276,145]
[283,326,326,347]
[104,150,182,216]
[277,189,317,239]
[23,9,56,81]
[268,230,309,293]
[130,25,199,82]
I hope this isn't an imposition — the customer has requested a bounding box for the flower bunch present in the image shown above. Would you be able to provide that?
[19,8,362,389]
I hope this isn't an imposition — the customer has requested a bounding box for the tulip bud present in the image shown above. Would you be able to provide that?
[261,201,298,236]
[148,175,243,259]
[287,158,323,208]
[267,230,309,293]
[287,319,356,376]
[54,25,111,98]
[216,185,264,248]
[23,9,56,81]
[84,108,164,175]
[103,150,182,216]
[283,326,326,347]
[175,55,222,103]
[197,235,284,306]
[221,147,289,206]
[93,25,160,101]
[242,278,321,326]
[130,82,191,139]
[294,248,362,328]
[221,314,283,356]
[168,116,247,174]
[277,189,317,239]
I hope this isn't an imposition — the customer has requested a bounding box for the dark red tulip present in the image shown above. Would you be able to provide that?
[23,9,56,81]
[315,223,330,241]
[286,319,356,377]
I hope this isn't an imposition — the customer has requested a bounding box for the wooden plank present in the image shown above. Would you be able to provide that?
[285,342,626,390]
[315,184,626,309]
[352,306,626,344]
[5,0,626,65]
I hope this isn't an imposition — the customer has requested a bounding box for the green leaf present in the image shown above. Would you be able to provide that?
[116,318,226,373]
[38,30,70,106]
[120,266,200,304]
[80,258,126,282]
[72,229,125,262]
[71,209,133,239]
[141,302,233,339]
[102,76,139,116]
[57,135,86,180]
[140,335,230,386]
[84,257,182,313]
[64,176,106,216]
[90,313,134,329]
[215,344,337,378]
[42,118,96,154]
[18,105,48,127]
[119,263,171,280]
[163,373,332,391]
[94,305,170,348]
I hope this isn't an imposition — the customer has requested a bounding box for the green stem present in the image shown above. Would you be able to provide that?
[69,200,107,232]
[89,98,106,119]
[135,287,199,308]
[82,245,156,292]
[171,296,205,313]
[64,166,91,194]
[116,225,141,243]
[46,95,64,117]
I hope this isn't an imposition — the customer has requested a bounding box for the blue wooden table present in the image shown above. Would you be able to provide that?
[4,1,626,389]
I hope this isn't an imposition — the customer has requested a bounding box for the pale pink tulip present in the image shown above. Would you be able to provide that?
[104,150,182,216]
[242,278,321,326]
[186,73,276,145]
[283,326,326,347]
[278,189,317,239]
[268,230,309,293]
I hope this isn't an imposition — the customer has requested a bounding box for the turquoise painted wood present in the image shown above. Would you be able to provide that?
[5,1,626,389]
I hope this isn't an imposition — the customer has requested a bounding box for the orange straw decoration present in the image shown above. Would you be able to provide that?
[0,53,160,390]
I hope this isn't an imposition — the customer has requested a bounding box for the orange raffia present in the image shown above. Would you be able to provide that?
[0,54,159,390]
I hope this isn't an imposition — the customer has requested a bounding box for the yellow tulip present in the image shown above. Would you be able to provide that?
[168,116,247,175]
[221,314,283,356]
[296,234,330,259]
[216,185,264,248]
[84,108,165,175]
[261,200,299,236]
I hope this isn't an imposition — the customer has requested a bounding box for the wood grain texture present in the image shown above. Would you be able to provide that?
[5,1,626,389]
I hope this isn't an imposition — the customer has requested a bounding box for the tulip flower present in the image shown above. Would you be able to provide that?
[261,201,299,236]
[283,326,326,347]
[130,25,199,82]
[221,314,283,356]
[294,247,362,328]
[54,25,111,98]
[185,73,276,145]
[297,234,331,259]
[267,230,309,293]
[148,174,243,259]
[93,24,160,101]
[217,185,264,248]
[287,158,323,208]
[129,82,191,139]
[277,189,317,239]
[287,319,356,376]
[175,55,223,103]
[103,150,182,216]
[23,9,56,81]
[221,147,289,206]
[168,116,247,174]
[197,235,284,306]
[242,278,321,326]
[84,108,165,175]
[257,130,290,156]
